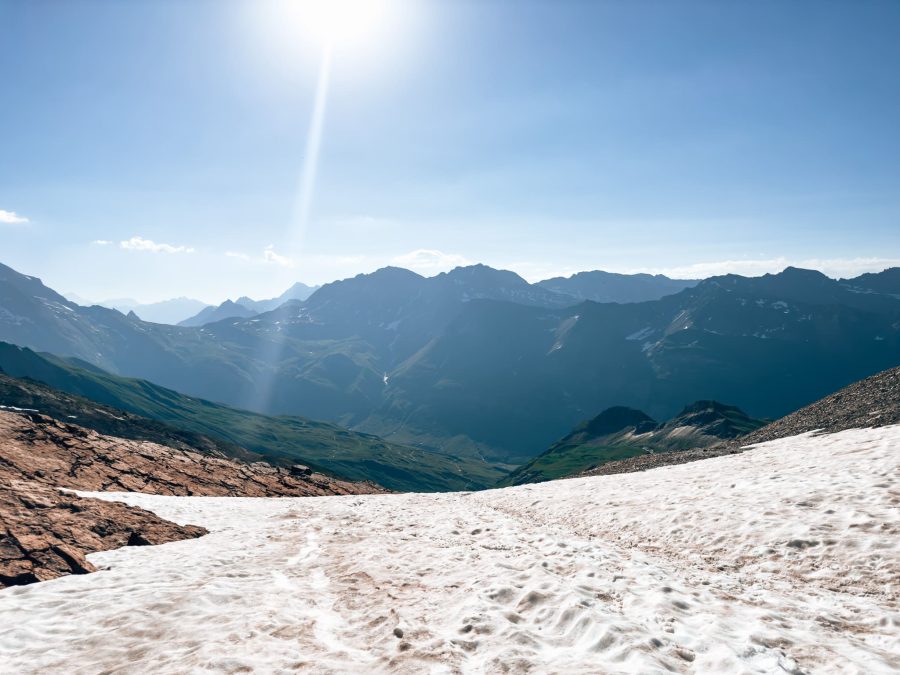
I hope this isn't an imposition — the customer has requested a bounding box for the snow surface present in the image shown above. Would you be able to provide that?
[1,427,899,674]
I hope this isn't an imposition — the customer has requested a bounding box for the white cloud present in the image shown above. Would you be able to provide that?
[0,209,29,225]
[390,249,471,275]
[120,236,194,254]
[226,245,294,268]
[263,246,293,267]
[92,239,113,246]
[631,257,900,280]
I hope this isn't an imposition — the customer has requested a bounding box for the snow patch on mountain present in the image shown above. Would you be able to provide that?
[0,426,897,673]
[626,326,655,341]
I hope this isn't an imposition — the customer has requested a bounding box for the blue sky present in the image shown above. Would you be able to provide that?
[1,0,899,303]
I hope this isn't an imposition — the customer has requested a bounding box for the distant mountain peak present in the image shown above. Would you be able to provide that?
[446,263,525,280]
[536,269,698,304]
[666,400,763,439]
[676,400,741,416]
[177,299,256,327]
[773,266,830,281]
[580,406,656,437]
[368,266,425,280]
[282,281,316,294]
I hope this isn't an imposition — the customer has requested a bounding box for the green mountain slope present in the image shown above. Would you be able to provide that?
[498,401,765,485]
[2,261,898,465]
[0,342,505,492]
[375,267,900,461]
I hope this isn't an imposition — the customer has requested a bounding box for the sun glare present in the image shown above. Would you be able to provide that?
[285,0,394,50]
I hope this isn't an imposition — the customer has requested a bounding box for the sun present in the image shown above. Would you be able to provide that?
[253,0,411,69]
[285,0,394,50]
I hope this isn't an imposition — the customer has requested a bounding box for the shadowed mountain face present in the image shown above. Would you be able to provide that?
[498,401,765,485]
[840,267,900,297]
[372,267,899,460]
[0,260,898,464]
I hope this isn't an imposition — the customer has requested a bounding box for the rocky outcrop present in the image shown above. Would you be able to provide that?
[0,479,206,587]
[0,410,387,588]
[0,410,387,498]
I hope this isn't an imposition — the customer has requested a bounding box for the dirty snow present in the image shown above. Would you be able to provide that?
[1,426,898,674]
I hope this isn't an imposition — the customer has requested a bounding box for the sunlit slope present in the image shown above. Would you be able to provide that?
[0,342,504,491]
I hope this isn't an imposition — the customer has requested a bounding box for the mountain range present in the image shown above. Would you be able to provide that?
[62,282,322,328]
[177,281,320,327]
[537,270,698,303]
[61,295,212,325]
[1,260,898,465]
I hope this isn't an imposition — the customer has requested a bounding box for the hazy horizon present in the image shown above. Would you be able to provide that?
[34,259,900,307]
[2,0,899,302]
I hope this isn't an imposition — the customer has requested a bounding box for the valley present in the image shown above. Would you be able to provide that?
[4,4,898,672]
[2,261,898,467]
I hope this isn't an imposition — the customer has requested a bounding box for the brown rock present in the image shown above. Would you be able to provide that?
[290,464,313,477]
[0,409,386,589]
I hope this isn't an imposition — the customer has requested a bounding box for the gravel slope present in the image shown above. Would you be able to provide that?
[580,365,900,478]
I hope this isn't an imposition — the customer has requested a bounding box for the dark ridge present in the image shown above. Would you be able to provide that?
[676,400,742,416]
[580,406,656,437]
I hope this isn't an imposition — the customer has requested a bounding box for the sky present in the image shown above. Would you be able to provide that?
[1,0,899,304]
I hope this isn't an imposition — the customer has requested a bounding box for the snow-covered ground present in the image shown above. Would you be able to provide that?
[1,426,898,674]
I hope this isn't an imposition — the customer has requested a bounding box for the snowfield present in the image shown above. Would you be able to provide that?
[1,426,898,674]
